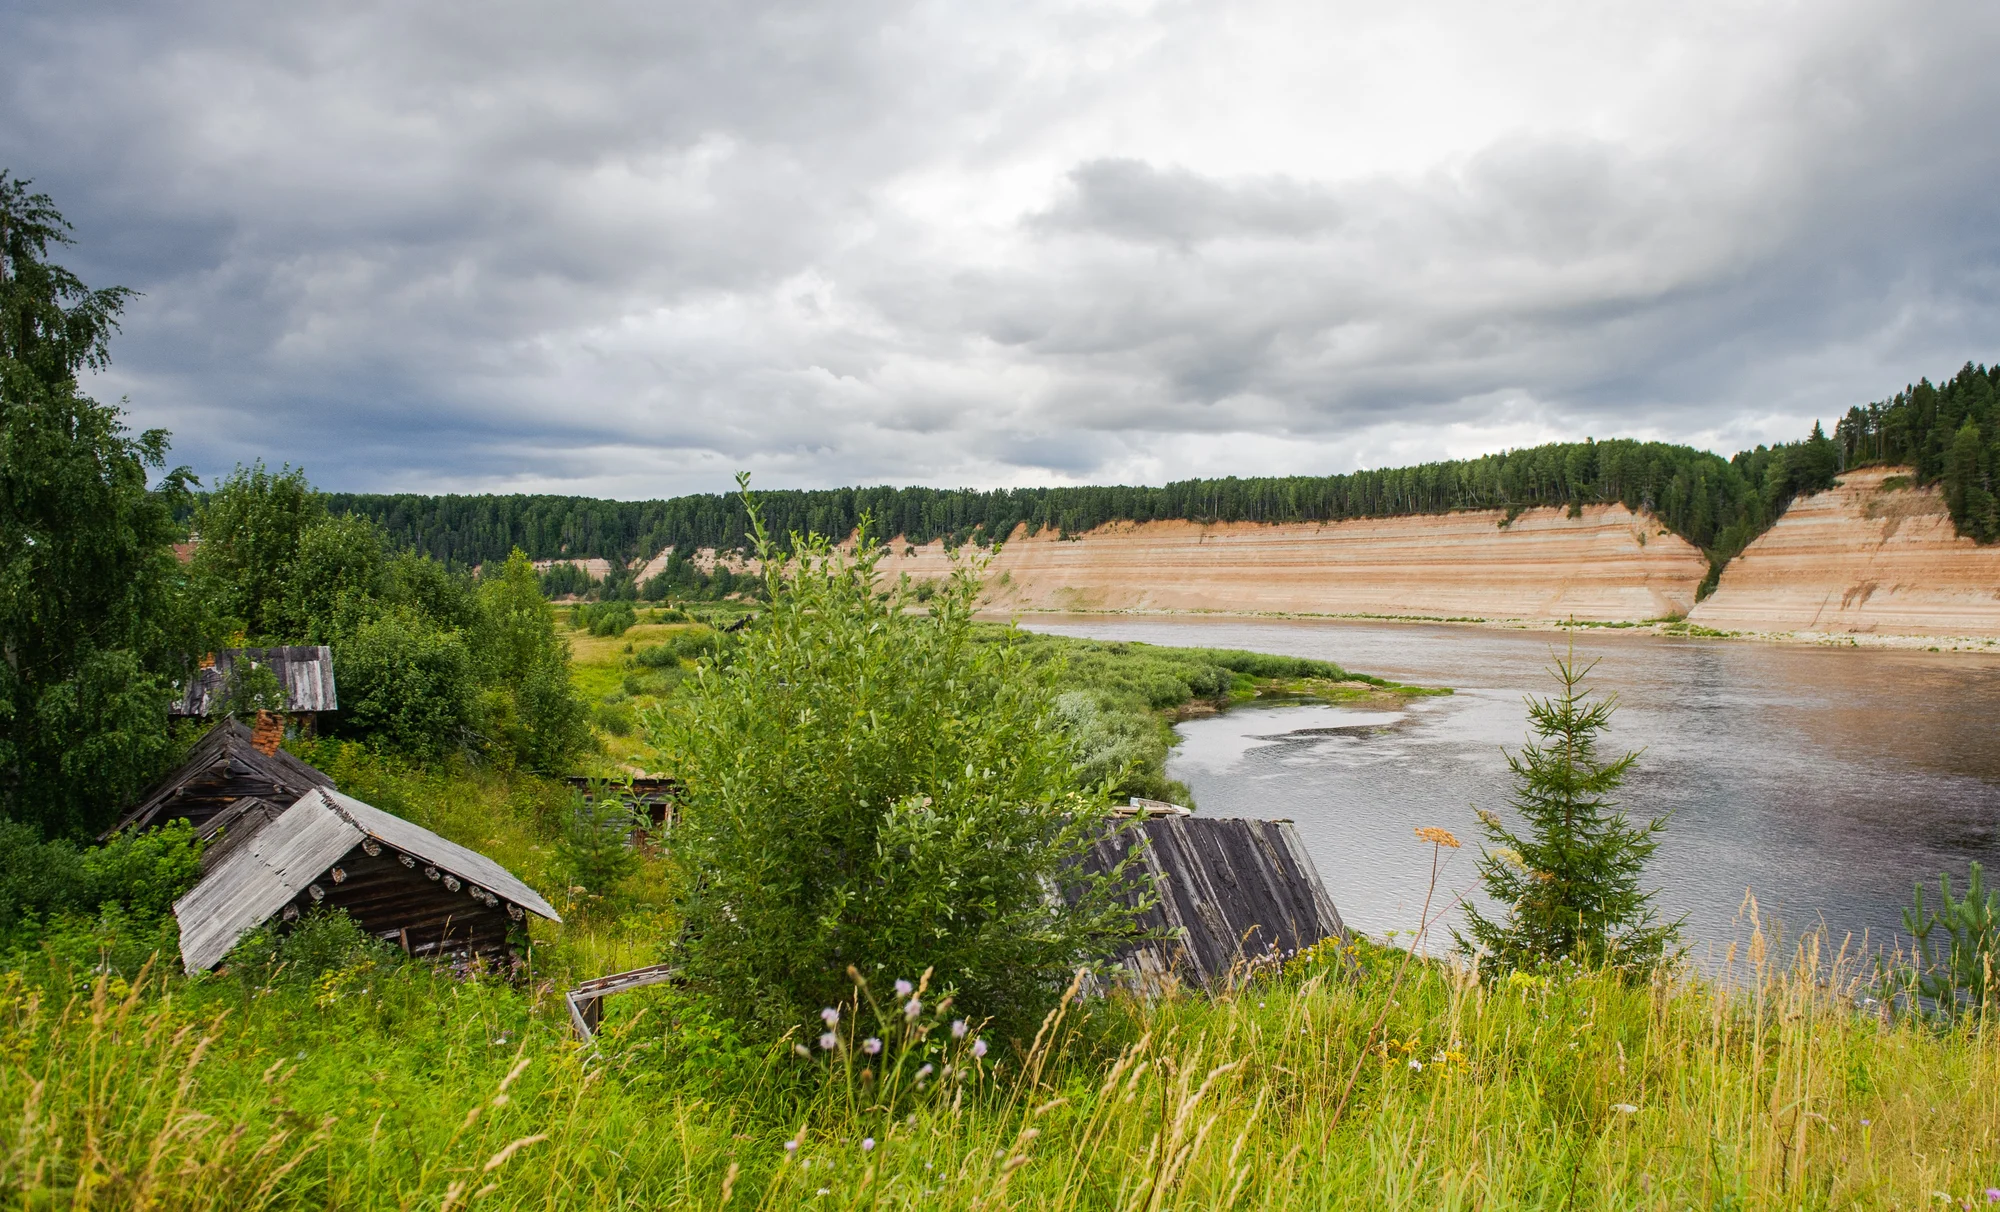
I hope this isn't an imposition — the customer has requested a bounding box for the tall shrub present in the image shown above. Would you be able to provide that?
[1457,647,1682,976]
[475,550,591,772]
[651,486,1140,1035]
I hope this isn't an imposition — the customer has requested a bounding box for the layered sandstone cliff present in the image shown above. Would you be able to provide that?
[1689,467,2000,638]
[886,504,1707,623]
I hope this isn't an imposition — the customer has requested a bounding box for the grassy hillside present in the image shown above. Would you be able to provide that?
[6,800,1994,1208]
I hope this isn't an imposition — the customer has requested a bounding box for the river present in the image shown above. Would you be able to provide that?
[1024,617,2000,958]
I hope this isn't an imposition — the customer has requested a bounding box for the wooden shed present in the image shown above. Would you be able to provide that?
[1084,815,1348,992]
[173,787,561,972]
[112,717,336,863]
[172,646,338,729]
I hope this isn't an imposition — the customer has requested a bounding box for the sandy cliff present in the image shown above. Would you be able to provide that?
[1690,467,2000,638]
[886,504,1708,623]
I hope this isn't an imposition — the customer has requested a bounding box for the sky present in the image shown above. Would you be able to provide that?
[5,0,1998,499]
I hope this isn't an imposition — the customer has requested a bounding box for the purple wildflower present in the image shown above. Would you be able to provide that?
[894,979,913,997]
[951,1019,968,1039]
[819,1032,839,1051]
[1985,1190,1999,1204]
[821,1007,839,1027]
[861,1137,876,1152]
[784,1141,799,1153]
[971,1038,988,1059]
[904,997,922,1020]
[916,1063,934,1080]
[862,1037,882,1055]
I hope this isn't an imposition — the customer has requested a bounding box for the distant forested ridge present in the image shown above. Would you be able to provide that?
[322,361,1995,586]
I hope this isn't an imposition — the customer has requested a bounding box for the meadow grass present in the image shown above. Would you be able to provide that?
[2,902,1994,1209]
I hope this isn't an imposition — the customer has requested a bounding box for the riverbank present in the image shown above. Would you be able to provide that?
[990,605,2000,652]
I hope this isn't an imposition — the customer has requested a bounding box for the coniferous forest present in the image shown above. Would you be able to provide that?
[316,362,1997,593]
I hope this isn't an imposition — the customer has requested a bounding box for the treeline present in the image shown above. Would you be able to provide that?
[330,435,1829,567]
[1834,362,2000,542]
[324,366,1993,584]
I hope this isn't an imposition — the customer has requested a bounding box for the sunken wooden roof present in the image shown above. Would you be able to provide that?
[113,718,336,836]
[1084,815,1348,991]
[174,787,561,972]
[171,646,338,716]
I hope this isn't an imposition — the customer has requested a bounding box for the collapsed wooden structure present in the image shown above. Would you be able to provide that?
[174,786,562,972]
[115,718,561,972]
[112,718,336,868]
[563,775,683,835]
[1084,815,1347,991]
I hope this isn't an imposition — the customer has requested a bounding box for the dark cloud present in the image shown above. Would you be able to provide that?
[3,0,1997,496]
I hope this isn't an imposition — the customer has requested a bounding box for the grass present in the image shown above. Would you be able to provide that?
[3,879,1995,1209]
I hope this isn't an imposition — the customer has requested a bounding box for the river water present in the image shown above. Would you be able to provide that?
[1025,617,2000,956]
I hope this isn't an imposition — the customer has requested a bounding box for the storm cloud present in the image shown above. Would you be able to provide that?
[4,0,1997,496]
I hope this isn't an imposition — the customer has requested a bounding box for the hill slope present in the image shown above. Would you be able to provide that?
[1691,467,2000,638]
[888,503,1707,623]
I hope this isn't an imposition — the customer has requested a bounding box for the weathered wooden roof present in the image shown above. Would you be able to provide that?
[1084,815,1348,992]
[174,787,560,972]
[113,718,336,836]
[171,646,338,716]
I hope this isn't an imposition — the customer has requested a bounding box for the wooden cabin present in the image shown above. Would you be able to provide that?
[1083,815,1348,991]
[112,717,336,868]
[172,646,339,734]
[174,787,562,972]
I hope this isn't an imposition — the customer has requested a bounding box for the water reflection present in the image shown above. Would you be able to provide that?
[1026,617,2000,951]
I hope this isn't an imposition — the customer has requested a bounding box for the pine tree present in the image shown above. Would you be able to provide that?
[1456,644,1683,977]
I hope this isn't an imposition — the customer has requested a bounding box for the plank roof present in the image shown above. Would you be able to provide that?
[1084,815,1348,991]
[113,718,336,836]
[172,646,338,716]
[174,787,560,972]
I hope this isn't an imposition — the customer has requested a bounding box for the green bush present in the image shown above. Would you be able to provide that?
[593,699,637,736]
[0,818,202,939]
[576,600,638,637]
[338,613,476,760]
[651,489,1143,1037]
[475,552,592,773]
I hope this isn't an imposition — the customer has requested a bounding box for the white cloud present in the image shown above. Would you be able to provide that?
[4,0,1996,496]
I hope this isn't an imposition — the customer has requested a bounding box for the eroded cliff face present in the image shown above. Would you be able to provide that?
[1690,467,2000,638]
[887,504,1707,623]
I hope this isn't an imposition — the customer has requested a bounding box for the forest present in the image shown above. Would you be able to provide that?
[318,364,1998,598]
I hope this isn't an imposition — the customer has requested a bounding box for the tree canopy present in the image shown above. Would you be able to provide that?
[1,173,208,836]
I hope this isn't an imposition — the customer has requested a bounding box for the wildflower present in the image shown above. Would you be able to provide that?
[904,997,922,1020]
[819,1032,839,1051]
[816,1188,828,1196]
[821,1007,839,1027]
[1415,826,1461,848]
[894,979,913,997]
[785,1141,799,1153]
[916,1064,934,1080]
[861,1138,876,1152]
[971,1038,988,1059]
[862,1037,882,1055]
[1475,808,1503,829]
[1612,1104,1638,1114]
[1986,1191,2000,1204]
[952,1019,968,1039]
[1408,1058,1423,1071]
